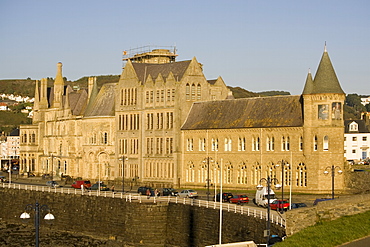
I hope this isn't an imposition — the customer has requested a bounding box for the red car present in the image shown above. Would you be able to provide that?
[229,195,249,205]
[270,200,290,211]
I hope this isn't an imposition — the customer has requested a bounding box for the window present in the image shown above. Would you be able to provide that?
[296,163,307,187]
[146,91,149,103]
[352,150,356,153]
[156,90,160,102]
[197,84,201,100]
[186,84,190,100]
[252,136,260,151]
[363,136,367,141]
[224,138,232,151]
[281,136,290,151]
[167,89,171,101]
[102,132,108,144]
[299,136,303,151]
[150,91,154,103]
[211,138,218,151]
[199,138,206,151]
[314,136,318,151]
[323,136,329,151]
[349,122,358,131]
[187,138,194,151]
[238,137,246,151]
[191,84,196,100]
[353,137,357,141]
[237,164,247,184]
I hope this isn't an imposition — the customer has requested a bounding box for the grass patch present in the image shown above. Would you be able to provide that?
[274,210,370,247]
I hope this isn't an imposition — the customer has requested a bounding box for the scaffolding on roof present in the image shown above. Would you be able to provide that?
[122,45,177,66]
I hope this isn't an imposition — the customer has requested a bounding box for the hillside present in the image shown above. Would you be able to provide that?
[0,78,366,126]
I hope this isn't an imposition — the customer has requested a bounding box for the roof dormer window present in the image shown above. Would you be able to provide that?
[349,122,358,132]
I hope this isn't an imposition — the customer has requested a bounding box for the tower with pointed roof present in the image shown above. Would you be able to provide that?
[302,44,346,192]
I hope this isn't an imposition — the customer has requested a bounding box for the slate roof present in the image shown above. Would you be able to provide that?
[303,50,345,95]
[181,95,303,130]
[132,60,191,83]
[84,83,116,117]
[344,120,370,133]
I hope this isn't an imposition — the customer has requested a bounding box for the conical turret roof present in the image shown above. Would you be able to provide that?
[311,47,344,94]
[302,69,314,95]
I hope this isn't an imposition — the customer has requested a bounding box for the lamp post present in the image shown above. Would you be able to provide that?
[257,176,281,246]
[8,155,11,184]
[203,157,213,201]
[275,160,289,211]
[119,156,128,193]
[20,201,55,247]
[49,153,55,181]
[324,165,343,199]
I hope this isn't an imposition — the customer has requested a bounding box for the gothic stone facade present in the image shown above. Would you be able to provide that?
[20,47,346,193]
[181,48,346,193]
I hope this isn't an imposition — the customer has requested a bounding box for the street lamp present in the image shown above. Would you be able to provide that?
[8,155,11,184]
[203,157,213,201]
[275,160,290,208]
[324,165,343,199]
[20,201,55,247]
[119,156,128,193]
[257,177,281,246]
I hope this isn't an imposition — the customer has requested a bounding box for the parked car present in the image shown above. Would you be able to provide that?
[138,186,153,195]
[290,202,307,209]
[46,181,60,188]
[215,192,233,202]
[269,199,290,211]
[229,195,249,205]
[88,182,109,191]
[178,189,198,198]
[313,198,333,205]
[71,180,91,189]
[161,188,178,196]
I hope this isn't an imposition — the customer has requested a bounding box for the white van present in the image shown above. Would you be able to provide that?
[254,186,277,207]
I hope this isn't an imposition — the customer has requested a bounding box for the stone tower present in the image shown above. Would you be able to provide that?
[302,45,346,192]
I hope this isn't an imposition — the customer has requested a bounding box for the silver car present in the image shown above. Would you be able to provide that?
[178,189,198,198]
[46,181,60,188]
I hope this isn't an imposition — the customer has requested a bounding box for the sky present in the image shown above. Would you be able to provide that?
[0,0,369,95]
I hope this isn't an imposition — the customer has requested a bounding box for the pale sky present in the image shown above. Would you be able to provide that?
[0,0,369,95]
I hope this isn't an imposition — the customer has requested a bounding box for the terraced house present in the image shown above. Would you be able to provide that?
[20,46,346,193]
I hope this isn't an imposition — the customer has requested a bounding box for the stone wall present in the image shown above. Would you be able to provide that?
[0,188,285,246]
[285,194,370,236]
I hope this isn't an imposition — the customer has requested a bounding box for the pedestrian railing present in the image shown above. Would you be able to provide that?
[2,182,286,228]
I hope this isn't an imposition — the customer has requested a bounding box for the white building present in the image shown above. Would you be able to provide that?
[344,120,370,161]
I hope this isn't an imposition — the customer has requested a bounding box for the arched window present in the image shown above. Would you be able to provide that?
[267,162,276,180]
[237,163,247,184]
[286,136,290,151]
[314,136,318,151]
[212,138,219,151]
[186,84,190,100]
[102,132,108,144]
[226,164,233,184]
[191,84,196,100]
[186,163,195,182]
[323,136,329,151]
[252,163,261,185]
[296,163,307,187]
[197,84,201,100]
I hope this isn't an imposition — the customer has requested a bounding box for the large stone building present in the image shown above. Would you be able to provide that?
[20,46,347,193]
[20,48,231,187]
[181,46,346,193]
